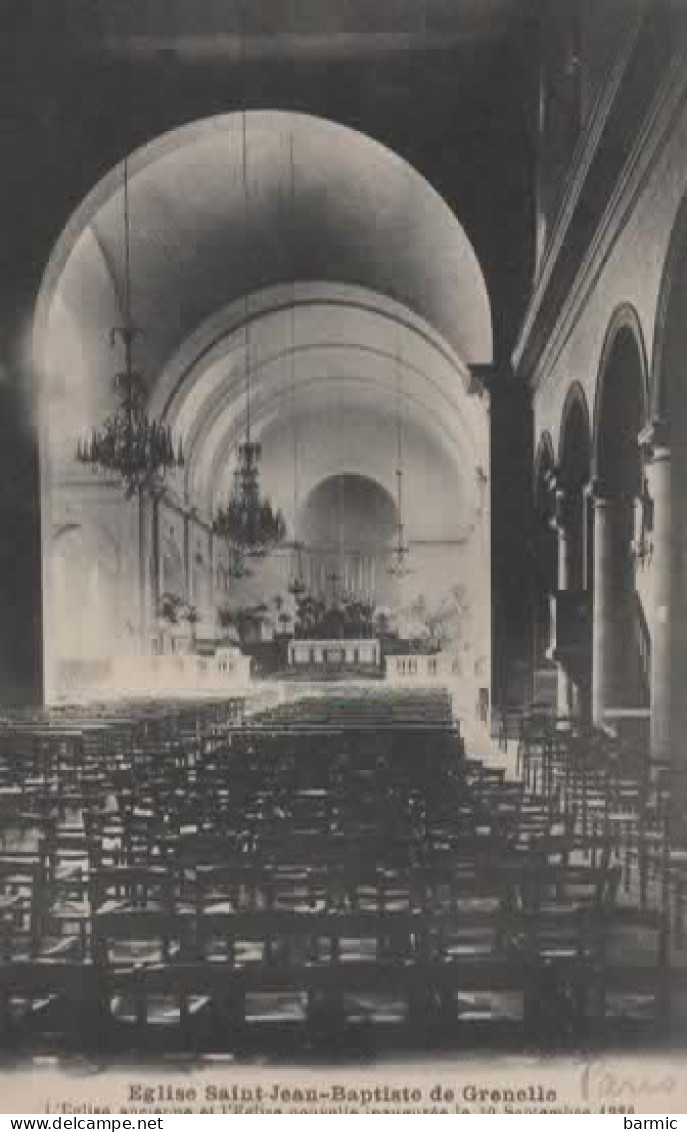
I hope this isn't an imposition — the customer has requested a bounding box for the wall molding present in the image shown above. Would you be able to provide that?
[529,12,643,306]
[514,23,687,398]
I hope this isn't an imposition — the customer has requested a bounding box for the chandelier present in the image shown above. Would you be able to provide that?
[76,158,184,499]
[287,133,308,600]
[288,548,308,598]
[388,522,412,578]
[214,439,286,559]
[388,347,412,577]
[213,48,285,560]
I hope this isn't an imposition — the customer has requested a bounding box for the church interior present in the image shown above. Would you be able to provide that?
[0,0,686,1057]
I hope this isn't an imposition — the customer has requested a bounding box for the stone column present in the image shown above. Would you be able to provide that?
[137,493,150,648]
[641,425,673,765]
[183,512,191,605]
[151,495,161,610]
[555,489,574,718]
[591,488,635,726]
[209,528,215,613]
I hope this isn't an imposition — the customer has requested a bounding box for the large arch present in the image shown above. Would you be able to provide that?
[593,305,649,493]
[554,383,593,721]
[648,192,687,767]
[591,305,650,726]
[34,110,493,702]
[297,473,398,609]
[36,113,492,528]
[531,433,558,706]
[533,431,555,502]
[153,283,487,522]
[48,522,122,698]
[35,110,493,384]
[652,192,687,423]
[558,382,592,593]
[559,384,591,481]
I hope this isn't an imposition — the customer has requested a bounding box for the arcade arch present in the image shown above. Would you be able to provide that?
[647,195,687,766]
[555,385,592,720]
[34,111,493,702]
[592,309,648,725]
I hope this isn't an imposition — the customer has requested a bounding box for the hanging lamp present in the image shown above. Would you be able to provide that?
[387,344,412,577]
[287,134,308,598]
[76,158,184,498]
[213,9,286,561]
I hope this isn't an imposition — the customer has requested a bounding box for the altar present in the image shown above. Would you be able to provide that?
[288,639,381,669]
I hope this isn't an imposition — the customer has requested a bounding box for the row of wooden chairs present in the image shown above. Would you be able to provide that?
[0,850,631,1048]
[514,708,684,946]
[0,688,669,1051]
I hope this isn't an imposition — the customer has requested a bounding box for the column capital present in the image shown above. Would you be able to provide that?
[543,464,560,494]
[586,479,638,509]
[467,363,493,398]
[586,478,614,506]
[554,485,576,531]
[639,418,670,459]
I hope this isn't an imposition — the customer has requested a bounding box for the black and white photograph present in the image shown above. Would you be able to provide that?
[0,0,685,1114]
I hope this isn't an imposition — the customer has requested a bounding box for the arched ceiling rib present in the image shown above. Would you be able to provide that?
[152,283,479,421]
[190,360,474,504]
[152,285,488,513]
[232,396,476,544]
[38,112,492,539]
[41,111,493,381]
